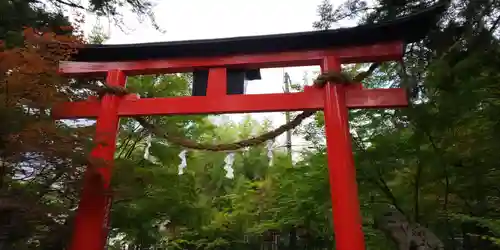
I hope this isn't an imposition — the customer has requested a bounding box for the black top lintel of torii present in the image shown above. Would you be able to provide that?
[70,3,446,96]
[71,3,446,62]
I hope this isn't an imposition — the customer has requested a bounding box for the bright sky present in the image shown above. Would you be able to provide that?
[77,0,356,151]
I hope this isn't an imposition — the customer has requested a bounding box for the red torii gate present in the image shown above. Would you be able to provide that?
[52,4,444,250]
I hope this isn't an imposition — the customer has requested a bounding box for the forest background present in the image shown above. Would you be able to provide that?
[1,0,499,249]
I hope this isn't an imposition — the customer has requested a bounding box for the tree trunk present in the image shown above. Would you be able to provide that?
[289,227,297,250]
[375,207,444,250]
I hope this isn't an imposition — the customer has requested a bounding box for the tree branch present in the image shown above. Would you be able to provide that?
[488,14,500,34]
[414,159,423,223]
[49,0,86,9]
[351,132,405,215]
[376,173,405,215]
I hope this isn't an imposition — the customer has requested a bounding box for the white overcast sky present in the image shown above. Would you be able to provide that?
[75,0,357,149]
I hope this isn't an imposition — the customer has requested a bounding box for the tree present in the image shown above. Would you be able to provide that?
[312,0,500,249]
[0,0,159,48]
[0,0,156,248]
[0,24,92,249]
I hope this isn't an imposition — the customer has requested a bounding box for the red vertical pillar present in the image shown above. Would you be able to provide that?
[69,70,126,250]
[321,57,365,250]
[206,68,227,97]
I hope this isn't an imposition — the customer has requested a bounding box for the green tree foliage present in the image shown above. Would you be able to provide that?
[310,0,500,249]
[0,0,158,47]
[0,0,70,47]
[3,0,500,249]
[0,0,155,249]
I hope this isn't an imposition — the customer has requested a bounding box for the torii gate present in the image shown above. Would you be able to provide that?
[52,4,444,250]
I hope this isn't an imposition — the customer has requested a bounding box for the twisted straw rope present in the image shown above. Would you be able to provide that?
[77,63,379,151]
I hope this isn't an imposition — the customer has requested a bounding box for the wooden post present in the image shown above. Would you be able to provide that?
[69,70,126,250]
[321,56,365,250]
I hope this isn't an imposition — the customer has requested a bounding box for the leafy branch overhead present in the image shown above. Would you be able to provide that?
[29,0,162,32]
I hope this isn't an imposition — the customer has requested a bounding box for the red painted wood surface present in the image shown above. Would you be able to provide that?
[207,68,227,97]
[59,41,403,76]
[321,57,365,250]
[52,88,407,119]
[68,70,126,250]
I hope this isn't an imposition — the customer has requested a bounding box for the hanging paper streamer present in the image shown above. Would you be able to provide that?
[223,152,235,179]
[178,150,187,175]
[266,140,274,166]
[143,133,152,160]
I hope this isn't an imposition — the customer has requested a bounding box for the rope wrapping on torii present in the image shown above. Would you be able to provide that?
[74,63,380,152]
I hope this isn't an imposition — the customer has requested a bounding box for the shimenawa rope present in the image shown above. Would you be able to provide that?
[77,64,379,151]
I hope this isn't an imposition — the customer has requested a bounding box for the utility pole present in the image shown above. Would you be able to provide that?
[283,71,292,159]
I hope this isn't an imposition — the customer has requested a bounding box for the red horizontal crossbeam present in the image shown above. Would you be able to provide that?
[52,87,407,119]
[59,41,403,76]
